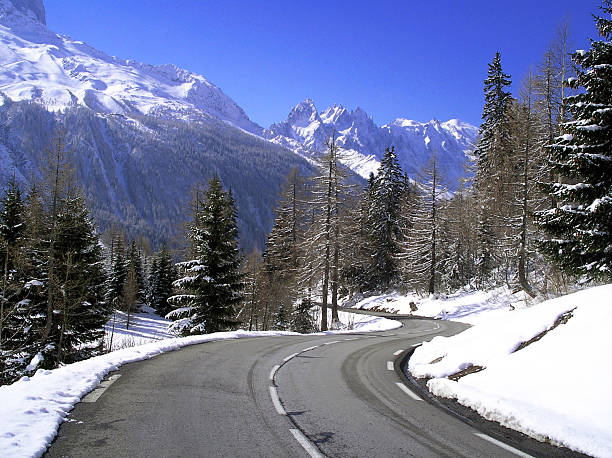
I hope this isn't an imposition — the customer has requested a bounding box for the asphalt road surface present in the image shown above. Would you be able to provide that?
[46,316,567,457]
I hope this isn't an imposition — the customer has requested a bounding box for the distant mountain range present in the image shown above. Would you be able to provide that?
[0,0,478,248]
[265,99,477,189]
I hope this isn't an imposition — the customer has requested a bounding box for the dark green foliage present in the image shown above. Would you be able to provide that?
[535,2,612,280]
[148,245,176,317]
[105,238,127,309]
[368,147,409,288]
[43,194,108,365]
[168,176,243,334]
[127,240,145,302]
[290,298,316,333]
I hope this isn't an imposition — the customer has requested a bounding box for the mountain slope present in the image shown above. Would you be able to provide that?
[0,0,261,134]
[265,99,477,189]
[0,0,308,249]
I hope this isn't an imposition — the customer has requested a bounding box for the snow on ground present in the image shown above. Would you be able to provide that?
[350,286,534,324]
[408,284,612,457]
[103,305,174,351]
[0,308,399,458]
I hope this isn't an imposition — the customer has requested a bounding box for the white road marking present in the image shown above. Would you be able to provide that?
[290,429,323,458]
[474,433,533,457]
[395,382,422,401]
[344,337,359,340]
[82,374,121,403]
[301,345,318,352]
[393,349,404,356]
[411,343,422,347]
[269,386,286,415]
[323,340,340,345]
[387,361,395,371]
[283,352,299,362]
[269,365,280,381]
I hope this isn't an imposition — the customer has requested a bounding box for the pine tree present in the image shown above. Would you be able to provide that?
[536,2,612,280]
[106,237,127,309]
[290,298,316,333]
[148,244,176,317]
[127,240,145,303]
[168,175,243,334]
[44,193,108,366]
[473,52,513,281]
[368,147,408,288]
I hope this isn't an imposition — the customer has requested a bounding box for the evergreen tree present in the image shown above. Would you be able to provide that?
[127,240,145,303]
[473,52,513,281]
[290,298,316,333]
[536,2,612,280]
[168,175,243,334]
[368,147,408,288]
[148,245,176,317]
[105,237,127,309]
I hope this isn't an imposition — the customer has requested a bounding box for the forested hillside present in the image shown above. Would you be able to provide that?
[0,100,313,249]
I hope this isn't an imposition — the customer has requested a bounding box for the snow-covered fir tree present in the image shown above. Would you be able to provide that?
[168,175,243,335]
[536,2,612,280]
[368,147,409,288]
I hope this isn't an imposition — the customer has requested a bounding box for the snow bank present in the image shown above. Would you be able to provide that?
[409,284,612,457]
[351,286,529,324]
[0,309,399,457]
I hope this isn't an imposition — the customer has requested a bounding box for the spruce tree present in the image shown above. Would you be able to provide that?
[369,147,408,288]
[536,2,612,279]
[473,52,513,281]
[106,238,127,309]
[46,194,108,365]
[168,175,243,334]
[149,244,176,317]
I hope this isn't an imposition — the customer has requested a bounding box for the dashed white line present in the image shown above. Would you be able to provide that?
[393,349,404,356]
[474,433,533,457]
[411,343,422,347]
[301,345,319,352]
[82,374,121,403]
[269,365,280,381]
[269,386,286,415]
[323,340,340,345]
[283,352,299,362]
[290,429,323,458]
[387,361,395,371]
[395,382,422,401]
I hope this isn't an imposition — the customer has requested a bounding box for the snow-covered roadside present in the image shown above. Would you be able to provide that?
[350,286,535,324]
[0,310,399,458]
[408,284,612,457]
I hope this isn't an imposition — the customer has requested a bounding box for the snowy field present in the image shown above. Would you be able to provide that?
[408,284,612,457]
[350,286,538,325]
[0,307,399,458]
[103,306,175,351]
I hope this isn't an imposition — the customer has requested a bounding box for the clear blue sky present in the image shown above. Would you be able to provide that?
[45,0,602,128]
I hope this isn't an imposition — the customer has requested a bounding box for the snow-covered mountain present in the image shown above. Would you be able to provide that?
[0,0,309,249]
[0,0,262,134]
[265,99,478,189]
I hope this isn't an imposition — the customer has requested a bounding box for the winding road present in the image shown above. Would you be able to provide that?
[45,315,571,457]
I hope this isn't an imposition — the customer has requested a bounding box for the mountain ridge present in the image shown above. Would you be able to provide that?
[265,99,477,189]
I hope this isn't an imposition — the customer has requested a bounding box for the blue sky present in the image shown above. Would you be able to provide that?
[46,0,602,128]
